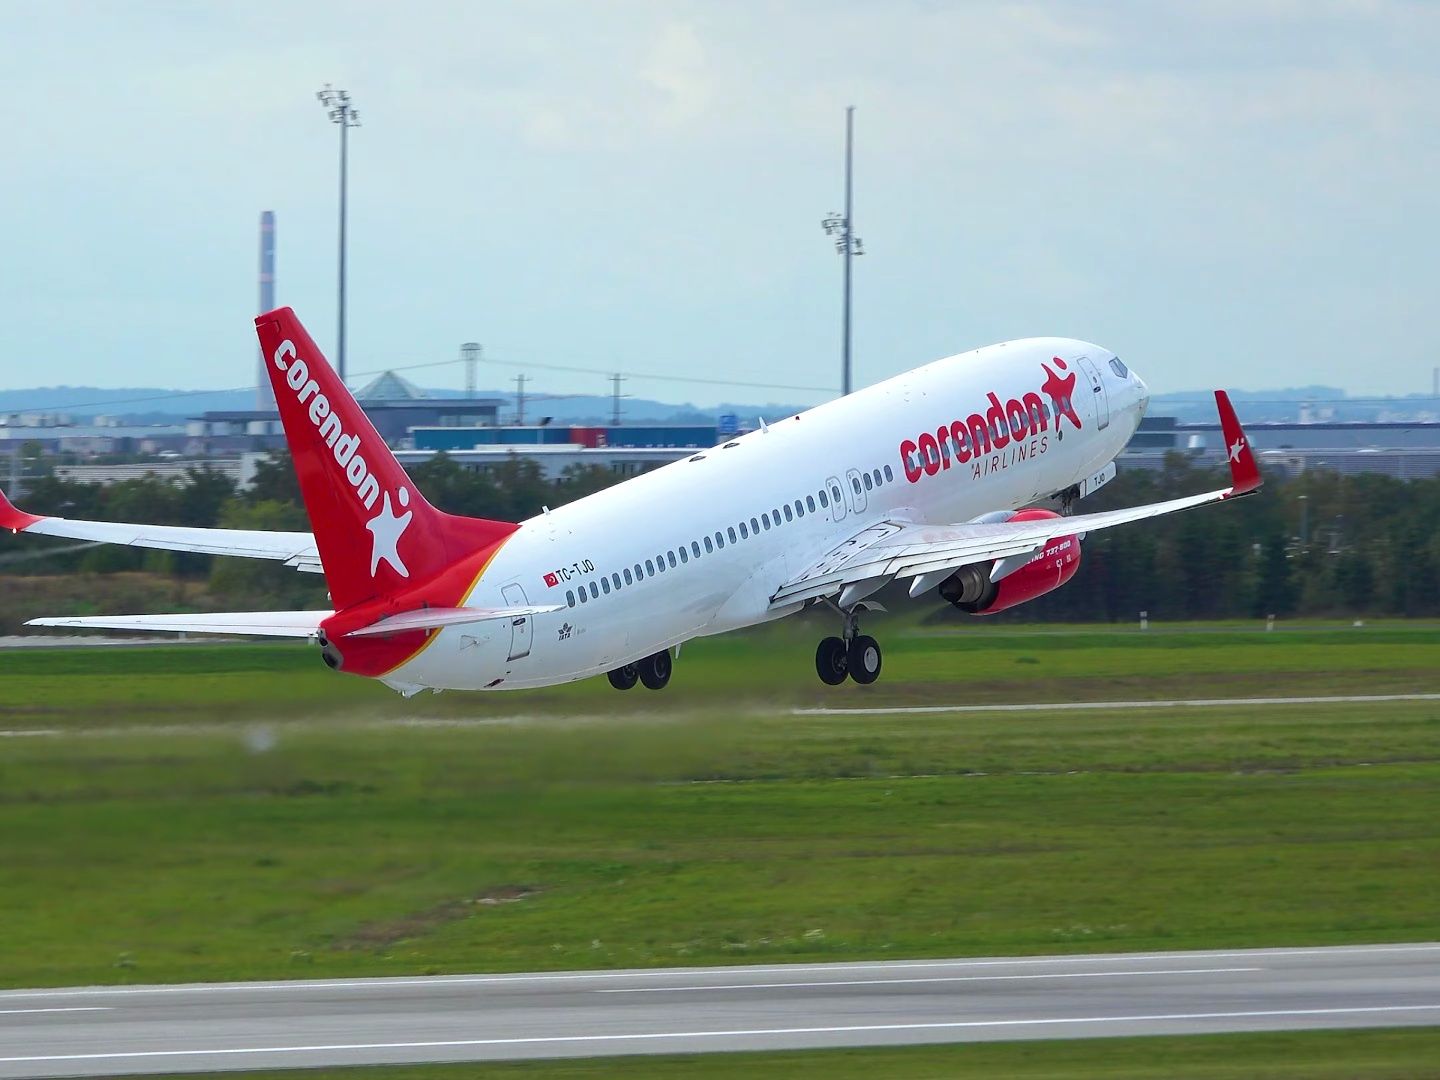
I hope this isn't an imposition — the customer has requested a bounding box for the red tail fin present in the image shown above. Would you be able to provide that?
[254,307,516,610]
[1215,390,1262,496]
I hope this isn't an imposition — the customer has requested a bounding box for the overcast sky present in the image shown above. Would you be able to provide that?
[2,1,1436,407]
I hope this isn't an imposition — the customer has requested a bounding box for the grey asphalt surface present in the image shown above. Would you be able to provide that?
[1,943,1437,1077]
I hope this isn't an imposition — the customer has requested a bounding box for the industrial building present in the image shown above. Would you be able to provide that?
[185,371,503,453]
[1120,416,1440,479]
[402,424,719,479]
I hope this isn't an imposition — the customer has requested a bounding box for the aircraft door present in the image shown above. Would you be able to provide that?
[1076,355,1110,430]
[501,582,532,661]
[826,476,847,522]
[844,468,868,514]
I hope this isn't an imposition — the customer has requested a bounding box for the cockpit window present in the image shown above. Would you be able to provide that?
[1109,357,1129,378]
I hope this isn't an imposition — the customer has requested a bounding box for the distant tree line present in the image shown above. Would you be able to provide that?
[7,451,1440,619]
[980,455,1440,622]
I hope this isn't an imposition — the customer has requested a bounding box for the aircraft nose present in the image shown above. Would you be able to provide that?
[1133,371,1150,413]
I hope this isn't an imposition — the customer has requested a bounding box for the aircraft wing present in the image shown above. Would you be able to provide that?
[1,489,321,572]
[771,390,1261,608]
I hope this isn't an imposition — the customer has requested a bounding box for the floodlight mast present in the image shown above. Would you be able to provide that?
[317,85,361,382]
[822,107,863,396]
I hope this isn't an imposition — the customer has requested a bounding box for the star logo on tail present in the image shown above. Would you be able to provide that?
[1228,437,1246,463]
[365,486,413,578]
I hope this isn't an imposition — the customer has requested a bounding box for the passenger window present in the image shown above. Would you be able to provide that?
[852,477,862,494]
[612,573,621,590]
[739,522,748,539]
[872,469,882,487]
[679,547,689,564]
[601,577,611,595]
[806,495,816,512]
[624,568,633,586]
[784,504,793,522]
[691,541,701,558]
[862,472,873,491]
[832,484,842,502]
[668,551,677,568]
[578,588,587,604]
[883,465,893,482]
[794,499,804,517]
[566,589,575,608]
[591,581,600,598]
[705,535,714,553]
[750,516,759,533]
[818,490,828,508]
[646,558,655,576]
[762,513,771,530]
[728,526,737,543]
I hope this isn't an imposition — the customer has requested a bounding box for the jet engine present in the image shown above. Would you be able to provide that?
[937,508,1081,615]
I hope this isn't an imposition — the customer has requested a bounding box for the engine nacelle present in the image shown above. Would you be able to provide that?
[937,508,1081,615]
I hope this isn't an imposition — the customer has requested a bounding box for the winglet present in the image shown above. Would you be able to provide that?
[1215,390,1262,496]
[0,487,42,532]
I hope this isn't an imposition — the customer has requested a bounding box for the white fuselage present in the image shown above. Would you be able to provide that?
[383,338,1149,692]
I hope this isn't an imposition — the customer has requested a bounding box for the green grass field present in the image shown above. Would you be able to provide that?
[5,619,1440,726]
[3,621,1438,993]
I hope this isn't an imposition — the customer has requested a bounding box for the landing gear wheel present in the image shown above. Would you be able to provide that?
[847,635,882,684]
[638,650,672,690]
[607,664,639,690]
[815,636,849,685]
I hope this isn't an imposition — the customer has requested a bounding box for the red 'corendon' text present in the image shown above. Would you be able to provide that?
[899,358,1081,484]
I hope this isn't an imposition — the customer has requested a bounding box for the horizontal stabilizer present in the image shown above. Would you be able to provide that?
[342,604,563,639]
[26,611,331,638]
[2,486,321,570]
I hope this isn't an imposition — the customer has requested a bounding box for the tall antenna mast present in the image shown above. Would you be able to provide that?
[822,107,864,396]
[316,85,360,382]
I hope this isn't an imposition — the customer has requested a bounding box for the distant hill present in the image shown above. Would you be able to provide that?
[1150,386,1440,423]
[5,383,1435,427]
[0,386,813,428]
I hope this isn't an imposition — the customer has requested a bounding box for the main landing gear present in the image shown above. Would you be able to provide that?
[607,650,672,690]
[815,605,882,686]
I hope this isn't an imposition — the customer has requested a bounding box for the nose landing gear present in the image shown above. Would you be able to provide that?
[814,604,883,685]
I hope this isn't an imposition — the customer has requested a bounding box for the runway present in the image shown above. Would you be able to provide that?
[793,691,1440,716]
[1,943,1437,1077]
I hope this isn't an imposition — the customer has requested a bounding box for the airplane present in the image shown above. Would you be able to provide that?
[1,307,1261,694]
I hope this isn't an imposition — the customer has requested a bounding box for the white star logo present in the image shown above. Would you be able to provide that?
[1228,437,1246,463]
[365,486,413,578]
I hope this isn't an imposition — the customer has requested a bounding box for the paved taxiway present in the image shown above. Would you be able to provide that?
[1,943,1437,1077]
